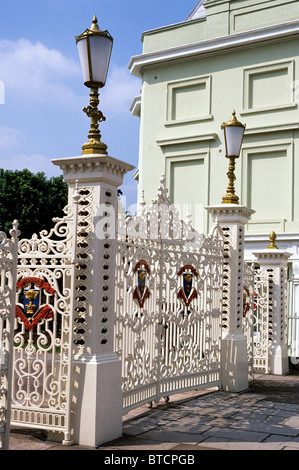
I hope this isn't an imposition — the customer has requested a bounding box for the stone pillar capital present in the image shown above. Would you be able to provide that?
[51,153,135,187]
[206,204,255,225]
[252,249,292,267]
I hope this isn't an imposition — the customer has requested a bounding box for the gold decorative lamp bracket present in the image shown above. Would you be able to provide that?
[221,110,246,205]
[76,15,113,155]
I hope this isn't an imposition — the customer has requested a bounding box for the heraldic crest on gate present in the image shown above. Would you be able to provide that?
[177,265,199,308]
[115,176,224,413]
[15,277,55,330]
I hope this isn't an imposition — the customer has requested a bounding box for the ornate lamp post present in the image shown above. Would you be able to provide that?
[76,15,113,155]
[221,110,246,204]
[51,16,136,447]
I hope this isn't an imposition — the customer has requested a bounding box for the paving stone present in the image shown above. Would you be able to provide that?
[232,412,270,423]
[123,417,160,436]
[190,405,237,418]
[138,428,207,444]
[272,403,299,412]
[232,419,299,436]
[263,434,294,443]
[283,416,299,430]
[206,417,234,427]
[281,442,299,450]
[200,425,270,442]
[162,416,214,435]
[259,408,297,419]
[195,441,285,450]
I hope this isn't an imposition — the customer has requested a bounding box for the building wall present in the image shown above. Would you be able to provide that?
[129,0,299,357]
[130,0,299,239]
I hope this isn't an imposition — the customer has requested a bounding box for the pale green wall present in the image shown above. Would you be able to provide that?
[134,0,299,235]
[142,18,206,54]
[142,0,299,50]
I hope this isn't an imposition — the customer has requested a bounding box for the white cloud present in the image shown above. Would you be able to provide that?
[0,38,141,116]
[0,38,83,107]
[0,150,61,177]
[100,63,141,115]
[0,125,60,175]
[0,126,23,150]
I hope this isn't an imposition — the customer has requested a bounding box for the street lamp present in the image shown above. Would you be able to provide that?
[76,15,113,155]
[221,110,246,204]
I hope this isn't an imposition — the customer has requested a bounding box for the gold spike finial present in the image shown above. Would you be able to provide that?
[267,231,278,249]
[90,15,100,31]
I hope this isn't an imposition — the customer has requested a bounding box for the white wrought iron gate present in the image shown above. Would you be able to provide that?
[243,262,255,375]
[243,264,272,374]
[9,201,78,444]
[114,178,224,414]
[252,268,271,373]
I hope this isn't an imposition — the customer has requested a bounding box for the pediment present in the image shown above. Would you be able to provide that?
[187,0,206,20]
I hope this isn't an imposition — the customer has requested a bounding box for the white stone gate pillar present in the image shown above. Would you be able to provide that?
[252,233,291,375]
[206,204,255,392]
[52,154,134,447]
[290,261,299,360]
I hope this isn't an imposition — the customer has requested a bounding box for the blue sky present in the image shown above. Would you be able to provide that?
[0,0,198,211]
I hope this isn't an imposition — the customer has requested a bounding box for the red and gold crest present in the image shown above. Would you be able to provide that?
[15,277,55,330]
[177,265,199,307]
[133,260,151,308]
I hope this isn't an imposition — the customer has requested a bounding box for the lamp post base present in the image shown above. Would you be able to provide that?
[222,193,239,204]
[81,138,108,155]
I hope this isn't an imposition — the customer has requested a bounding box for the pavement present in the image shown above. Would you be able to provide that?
[8,369,299,452]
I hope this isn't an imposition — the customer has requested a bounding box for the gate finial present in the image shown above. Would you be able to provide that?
[152,174,171,205]
[267,231,278,249]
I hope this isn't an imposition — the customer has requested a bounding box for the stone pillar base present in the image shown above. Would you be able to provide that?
[270,345,289,375]
[221,334,249,392]
[72,353,122,447]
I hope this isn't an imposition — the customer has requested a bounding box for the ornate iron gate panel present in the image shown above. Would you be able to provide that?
[115,177,224,413]
[10,201,78,444]
[252,268,271,373]
[243,263,255,375]
[0,223,18,450]
[287,278,299,360]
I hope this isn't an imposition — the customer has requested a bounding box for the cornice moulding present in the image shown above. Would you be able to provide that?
[245,233,299,242]
[252,249,292,264]
[129,20,299,77]
[206,204,255,224]
[245,123,299,135]
[157,133,217,148]
[51,154,135,186]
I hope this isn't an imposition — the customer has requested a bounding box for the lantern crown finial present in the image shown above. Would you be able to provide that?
[221,109,246,129]
[90,15,100,31]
